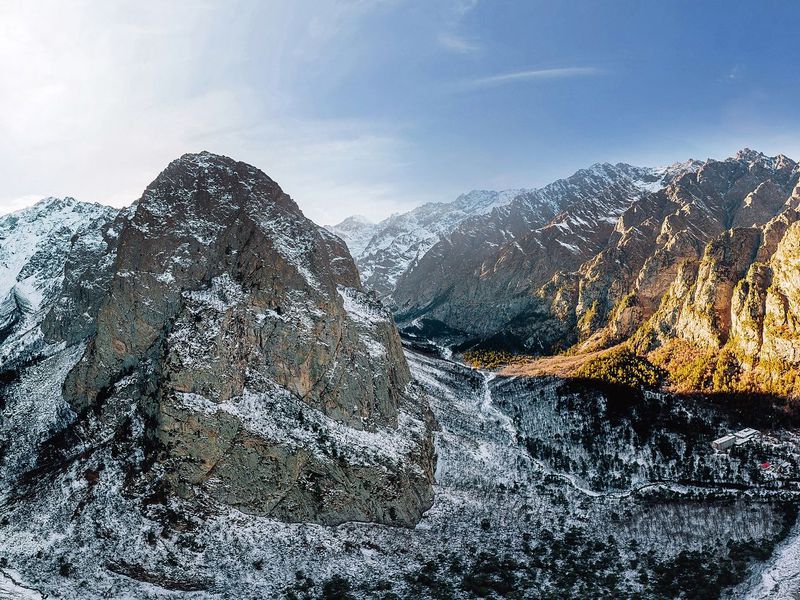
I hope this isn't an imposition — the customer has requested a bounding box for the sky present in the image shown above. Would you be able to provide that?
[2,0,800,225]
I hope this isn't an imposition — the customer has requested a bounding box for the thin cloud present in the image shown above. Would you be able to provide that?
[438,32,480,54]
[462,67,604,90]
[0,195,49,216]
[452,0,479,17]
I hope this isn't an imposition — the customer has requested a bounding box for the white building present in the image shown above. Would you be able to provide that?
[712,428,759,451]
[735,428,759,440]
[734,428,759,445]
[711,435,737,451]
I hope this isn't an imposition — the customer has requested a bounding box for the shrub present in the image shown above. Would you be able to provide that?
[648,339,717,392]
[574,347,665,389]
[462,350,525,370]
[711,348,741,392]
[461,552,519,597]
[321,574,354,600]
[578,300,601,334]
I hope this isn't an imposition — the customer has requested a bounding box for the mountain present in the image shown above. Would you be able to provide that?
[392,161,697,349]
[2,151,800,599]
[395,149,800,397]
[327,187,529,298]
[324,214,375,257]
[574,150,798,347]
[0,197,119,369]
[1,153,435,535]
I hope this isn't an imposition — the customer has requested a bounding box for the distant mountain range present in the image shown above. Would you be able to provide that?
[326,188,531,298]
[333,149,800,397]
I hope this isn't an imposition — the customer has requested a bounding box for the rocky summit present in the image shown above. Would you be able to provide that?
[2,152,435,530]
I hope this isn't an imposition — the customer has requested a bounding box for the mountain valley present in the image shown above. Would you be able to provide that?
[1,150,800,599]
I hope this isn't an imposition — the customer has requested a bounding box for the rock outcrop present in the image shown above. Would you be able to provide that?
[5,153,436,527]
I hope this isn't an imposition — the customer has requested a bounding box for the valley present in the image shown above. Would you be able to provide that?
[4,3,800,597]
[2,150,800,598]
[2,345,799,598]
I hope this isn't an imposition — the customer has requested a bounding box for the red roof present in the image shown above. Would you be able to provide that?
[760,461,771,469]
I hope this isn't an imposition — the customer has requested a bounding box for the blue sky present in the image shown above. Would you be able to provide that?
[2,0,800,224]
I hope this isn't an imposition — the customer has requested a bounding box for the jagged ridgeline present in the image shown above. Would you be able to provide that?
[383,150,800,397]
[1,152,435,527]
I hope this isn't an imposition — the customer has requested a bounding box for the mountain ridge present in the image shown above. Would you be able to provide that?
[392,148,800,397]
[2,151,436,529]
[326,186,533,298]
[2,150,800,599]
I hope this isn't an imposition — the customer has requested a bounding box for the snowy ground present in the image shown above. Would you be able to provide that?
[740,517,800,599]
[1,350,799,598]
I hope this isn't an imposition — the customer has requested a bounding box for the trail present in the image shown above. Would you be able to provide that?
[478,370,515,438]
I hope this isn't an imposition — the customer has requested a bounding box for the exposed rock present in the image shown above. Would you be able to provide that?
[6,152,435,527]
[393,162,692,351]
[0,197,118,370]
[577,151,798,351]
[328,188,529,299]
[390,149,800,396]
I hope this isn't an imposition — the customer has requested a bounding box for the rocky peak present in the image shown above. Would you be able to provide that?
[55,152,434,525]
[452,188,527,212]
[329,214,373,233]
[734,147,766,162]
[339,186,532,298]
[729,147,797,173]
[325,214,377,258]
[574,151,800,348]
[389,149,800,378]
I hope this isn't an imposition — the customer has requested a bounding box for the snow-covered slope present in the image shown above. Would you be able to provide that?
[328,188,529,298]
[1,153,799,599]
[0,197,118,368]
[324,215,375,257]
[1,347,796,598]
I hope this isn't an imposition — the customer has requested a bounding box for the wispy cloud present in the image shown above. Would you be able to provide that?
[0,195,48,216]
[0,0,419,224]
[438,32,480,54]
[462,67,604,90]
[722,65,743,82]
[452,0,479,17]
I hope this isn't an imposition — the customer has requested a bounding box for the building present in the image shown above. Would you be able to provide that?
[734,428,759,445]
[711,435,737,451]
[735,428,759,440]
[711,428,759,451]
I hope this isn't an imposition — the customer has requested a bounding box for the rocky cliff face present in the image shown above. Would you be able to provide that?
[392,162,693,351]
[577,150,798,349]
[2,152,435,527]
[579,151,800,394]
[393,148,800,396]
